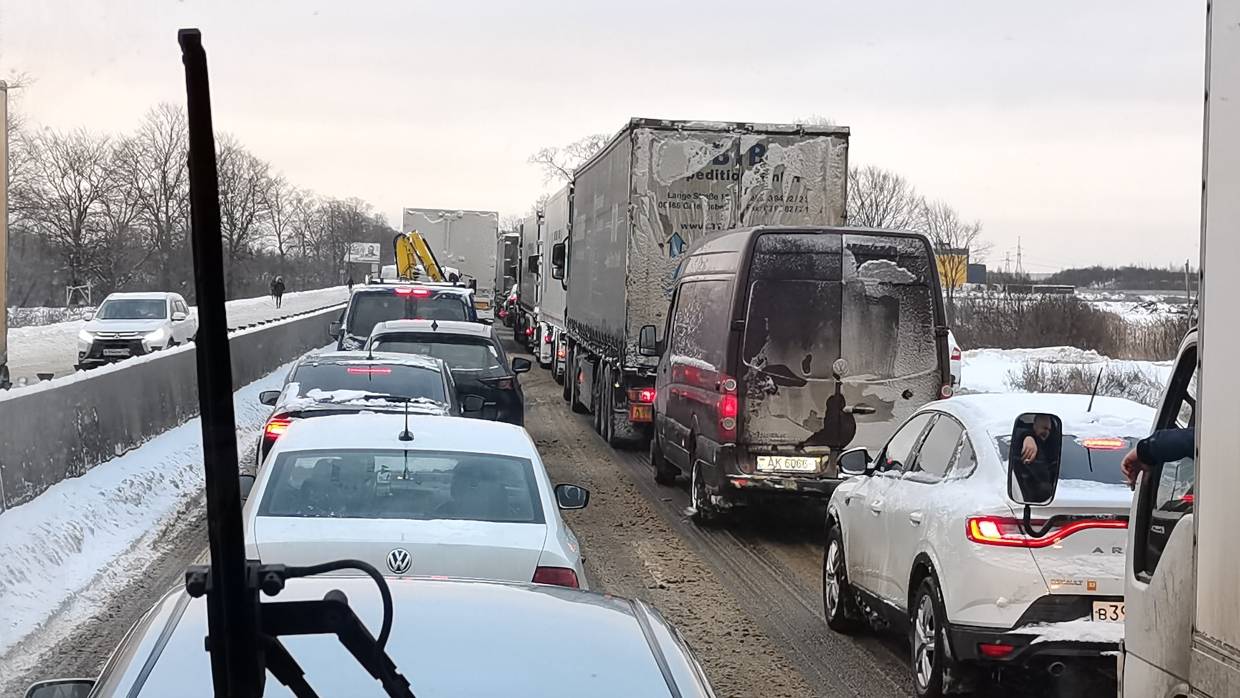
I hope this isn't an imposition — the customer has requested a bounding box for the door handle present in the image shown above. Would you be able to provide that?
[909,512,924,525]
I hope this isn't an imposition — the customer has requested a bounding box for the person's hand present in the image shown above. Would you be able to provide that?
[1122,448,1147,489]
[1021,436,1038,464]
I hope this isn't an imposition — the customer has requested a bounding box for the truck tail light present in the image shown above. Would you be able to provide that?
[951,346,962,361]
[627,388,656,404]
[544,333,553,343]
[264,417,292,441]
[532,566,579,588]
[556,345,567,360]
[965,516,1126,548]
[718,376,738,442]
[525,327,535,337]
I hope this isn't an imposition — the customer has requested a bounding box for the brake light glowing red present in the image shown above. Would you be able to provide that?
[556,345,567,360]
[544,333,553,343]
[525,327,535,337]
[346,366,393,375]
[951,347,962,361]
[532,566,579,588]
[498,309,508,318]
[264,418,292,440]
[718,376,739,442]
[720,393,738,418]
[977,642,1015,659]
[965,516,1127,548]
[627,388,656,404]
[1078,438,1128,451]
[394,287,432,297]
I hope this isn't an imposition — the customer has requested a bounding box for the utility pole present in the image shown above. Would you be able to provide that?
[1,81,10,390]
[1016,236,1025,277]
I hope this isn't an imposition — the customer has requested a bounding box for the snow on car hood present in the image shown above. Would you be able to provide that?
[82,318,166,334]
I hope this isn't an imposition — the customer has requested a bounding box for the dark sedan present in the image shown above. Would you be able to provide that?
[364,319,529,425]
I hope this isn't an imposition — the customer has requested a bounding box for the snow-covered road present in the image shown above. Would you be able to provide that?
[5,285,347,385]
[0,354,305,689]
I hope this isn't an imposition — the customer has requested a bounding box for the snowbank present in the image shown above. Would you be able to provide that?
[1021,617,1125,645]
[960,346,1173,396]
[0,357,297,658]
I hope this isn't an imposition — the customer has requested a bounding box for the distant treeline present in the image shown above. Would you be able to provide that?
[1042,265,1198,292]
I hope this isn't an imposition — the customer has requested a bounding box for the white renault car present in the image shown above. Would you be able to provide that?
[823,393,1153,696]
[242,413,589,588]
[77,292,198,368]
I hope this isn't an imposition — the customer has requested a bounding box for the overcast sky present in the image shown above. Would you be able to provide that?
[1,0,1206,271]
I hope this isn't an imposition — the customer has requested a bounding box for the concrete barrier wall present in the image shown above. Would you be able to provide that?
[0,305,342,511]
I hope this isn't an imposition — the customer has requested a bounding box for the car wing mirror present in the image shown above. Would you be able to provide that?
[511,357,532,373]
[638,324,661,357]
[461,394,486,413]
[837,447,871,476]
[1007,412,1063,507]
[24,679,96,698]
[555,484,589,510]
[328,320,342,339]
[258,390,281,406]
[172,311,188,322]
[239,473,256,503]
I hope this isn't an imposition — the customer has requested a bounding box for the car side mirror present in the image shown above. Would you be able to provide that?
[555,484,589,510]
[239,473,256,502]
[638,324,661,357]
[461,394,486,413]
[838,447,871,476]
[24,679,96,698]
[527,255,540,275]
[258,390,281,406]
[329,320,342,339]
[172,311,188,322]
[551,242,566,280]
[511,357,532,373]
[1007,412,1063,506]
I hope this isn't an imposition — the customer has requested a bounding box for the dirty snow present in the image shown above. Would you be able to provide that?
[1021,616,1125,645]
[4,285,347,386]
[0,355,303,659]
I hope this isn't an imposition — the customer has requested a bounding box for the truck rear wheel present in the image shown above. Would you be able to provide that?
[569,354,589,415]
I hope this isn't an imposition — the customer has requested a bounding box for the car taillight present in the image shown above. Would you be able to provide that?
[525,327,535,337]
[532,566,579,588]
[627,387,656,404]
[965,516,1127,548]
[498,309,508,318]
[556,345,567,360]
[395,287,432,297]
[544,333,553,343]
[483,377,514,390]
[951,347,961,361]
[977,642,1015,659]
[264,417,292,441]
[346,366,393,375]
[1078,437,1128,450]
[718,376,738,442]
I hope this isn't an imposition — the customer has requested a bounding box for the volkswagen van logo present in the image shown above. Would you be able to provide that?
[386,548,412,574]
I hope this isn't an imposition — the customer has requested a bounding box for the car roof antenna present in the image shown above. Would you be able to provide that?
[1087,363,1105,412]
[398,397,414,442]
[178,28,415,698]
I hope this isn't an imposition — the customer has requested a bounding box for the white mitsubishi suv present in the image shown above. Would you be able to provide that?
[823,393,1153,696]
[77,292,198,368]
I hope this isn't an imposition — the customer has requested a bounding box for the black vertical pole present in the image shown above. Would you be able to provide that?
[178,28,260,697]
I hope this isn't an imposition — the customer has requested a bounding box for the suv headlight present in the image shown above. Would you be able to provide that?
[145,327,169,344]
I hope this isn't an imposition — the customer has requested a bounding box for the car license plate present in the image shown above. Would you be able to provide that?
[756,455,820,473]
[102,348,130,357]
[628,404,653,422]
[474,299,490,310]
[1091,601,1125,622]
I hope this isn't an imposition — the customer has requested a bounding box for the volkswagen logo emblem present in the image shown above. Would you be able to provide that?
[386,548,412,575]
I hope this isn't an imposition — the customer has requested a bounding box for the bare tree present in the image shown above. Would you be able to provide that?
[261,173,296,258]
[115,104,189,289]
[847,166,923,230]
[528,133,610,183]
[92,138,151,289]
[216,135,271,291]
[919,199,989,324]
[25,129,113,288]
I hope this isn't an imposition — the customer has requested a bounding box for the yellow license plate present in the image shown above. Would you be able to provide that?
[756,455,820,472]
[628,404,653,422]
[1090,601,1125,622]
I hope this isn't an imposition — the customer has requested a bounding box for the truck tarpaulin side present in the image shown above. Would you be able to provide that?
[540,186,570,331]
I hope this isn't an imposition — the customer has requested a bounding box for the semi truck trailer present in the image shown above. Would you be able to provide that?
[537,185,570,378]
[552,118,850,446]
[401,208,499,316]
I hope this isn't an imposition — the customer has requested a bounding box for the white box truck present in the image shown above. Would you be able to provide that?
[1119,1,1240,696]
[401,208,499,317]
[537,185,570,379]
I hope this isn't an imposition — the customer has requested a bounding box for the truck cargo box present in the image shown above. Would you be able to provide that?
[402,208,499,298]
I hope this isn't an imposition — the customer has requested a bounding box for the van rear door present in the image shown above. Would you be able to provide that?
[739,230,944,451]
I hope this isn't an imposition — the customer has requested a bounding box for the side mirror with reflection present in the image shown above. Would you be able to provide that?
[555,484,590,510]
[328,320,342,339]
[511,357,532,374]
[258,390,281,406]
[239,473,256,503]
[550,242,566,281]
[837,447,872,476]
[638,324,661,357]
[461,394,486,413]
[172,311,188,322]
[25,679,96,698]
[1007,412,1063,506]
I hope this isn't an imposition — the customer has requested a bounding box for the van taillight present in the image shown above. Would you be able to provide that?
[532,566,579,588]
[951,347,962,361]
[718,376,738,441]
[627,388,656,404]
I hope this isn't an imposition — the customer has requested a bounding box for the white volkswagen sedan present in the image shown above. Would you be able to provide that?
[242,413,589,588]
[823,393,1154,697]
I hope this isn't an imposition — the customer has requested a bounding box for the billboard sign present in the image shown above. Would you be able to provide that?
[347,242,381,264]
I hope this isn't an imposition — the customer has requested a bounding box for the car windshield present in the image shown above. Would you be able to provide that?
[97,299,168,320]
[346,293,468,336]
[995,433,1139,485]
[289,362,446,403]
[371,333,503,371]
[258,449,543,523]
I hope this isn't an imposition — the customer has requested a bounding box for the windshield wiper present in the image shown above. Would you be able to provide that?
[180,29,414,698]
